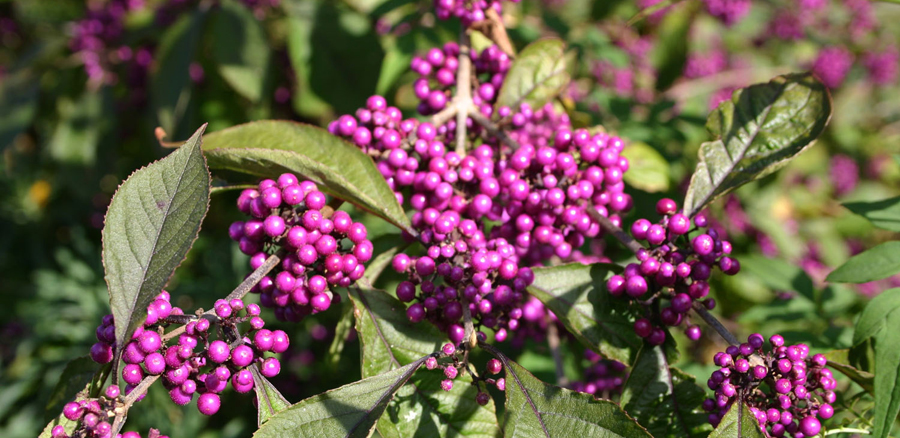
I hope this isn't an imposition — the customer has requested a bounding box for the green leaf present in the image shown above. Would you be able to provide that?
[682,73,832,217]
[826,242,900,284]
[251,365,292,426]
[620,141,671,192]
[823,350,874,394]
[740,255,814,300]
[212,0,271,102]
[488,349,652,438]
[102,125,211,377]
[348,287,501,438]
[843,196,900,232]
[49,89,110,165]
[44,357,111,422]
[708,402,766,438]
[0,70,39,149]
[621,346,710,437]
[528,263,641,364]
[851,288,900,438]
[151,10,205,136]
[361,245,401,286]
[327,299,355,367]
[202,121,412,234]
[650,1,694,91]
[285,1,332,118]
[496,38,569,112]
[253,357,430,438]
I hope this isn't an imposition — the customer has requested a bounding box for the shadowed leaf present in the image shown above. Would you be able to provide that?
[496,39,569,111]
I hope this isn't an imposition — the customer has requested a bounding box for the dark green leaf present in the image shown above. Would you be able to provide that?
[44,357,110,422]
[362,246,401,286]
[496,39,569,111]
[212,0,271,102]
[826,242,900,284]
[823,350,874,394]
[151,10,205,136]
[202,121,412,234]
[348,287,501,438]
[284,1,332,118]
[843,196,900,232]
[851,288,900,438]
[327,299,355,367]
[740,255,814,300]
[621,346,710,437]
[103,125,211,377]
[253,357,429,438]
[620,141,671,192]
[528,263,641,364]
[708,402,766,438]
[650,2,694,91]
[488,349,651,438]
[251,365,292,426]
[683,73,832,217]
[0,70,39,149]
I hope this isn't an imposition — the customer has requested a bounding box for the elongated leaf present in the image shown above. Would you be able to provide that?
[496,39,569,111]
[826,242,900,284]
[361,245,401,286]
[683,73,832,217]
[151,11,205,136]
[621,346,710,437]
[708,402,765,438]
[103,125,211,376]
[327,299,355,367]
[44,357,110,422]
[486,348,651,438]
[843,196,900,232]
[202,121,412,234]
[0,70,39,149]
[528,263,641,364]
[851,288,900,438]
[620,141,671,192]
[823,350,874,394]
[251,365,292,426]
[212,0,271,102]
[253,357,429,438]
[348,287,500,438]
[284,1,331,118]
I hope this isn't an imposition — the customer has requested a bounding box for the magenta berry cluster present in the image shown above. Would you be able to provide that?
[426,346,505,401]
[606,198,739,345]
[229,174,373,322]
[411,43,510,117]
[91,292,287,416]
[703,334,837,437]
[432,0,519,25]
[569,350,627,398]
[57,388,121,438]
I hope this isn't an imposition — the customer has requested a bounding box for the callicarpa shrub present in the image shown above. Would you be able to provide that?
[14,1,896,438]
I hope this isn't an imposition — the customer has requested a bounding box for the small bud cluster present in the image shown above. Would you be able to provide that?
[90,292,288,416]
[432,0,519,26]
[569,350,627,398]
[230,174,372,322]
[704,334,836,437]
[607,198,739,345]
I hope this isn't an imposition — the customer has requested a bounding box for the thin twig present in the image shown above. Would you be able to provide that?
[692,302,739,346]
[824,427,871,436]
[482,8,515,56]
[455,31,473,156]
[111,374,160,436]
[546,322,569,386]
[431,102,460,127]
[468,111,523,151]
[585,205,644,253]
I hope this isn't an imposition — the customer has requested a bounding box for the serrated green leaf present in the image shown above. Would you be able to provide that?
[496,38,569,111]
[620,141,671,192]
[708,402,766,438]
[528,263,641,364]
[621,346,710,437]
[103,125,211,377]
[826,242,900,284]
[202,121,412,234]
[487,349,651,438]
[823,350,874,394]
[683,73,832,217]
[851,288,900,438]
[251,366,292,426]
[253,357,429,438]
[0,70,39,149]
[212,0,271,102]
[843,196,900,232]
[44,357,110,422]
[151,10,205,136]
[348,286,501,438]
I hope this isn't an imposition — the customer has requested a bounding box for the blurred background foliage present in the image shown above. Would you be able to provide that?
[1,0,899,436]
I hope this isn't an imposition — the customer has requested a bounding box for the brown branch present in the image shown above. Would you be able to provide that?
[468,110,522,151]
[154,127,183,148]
[455,31,473,156]
[482,8,515,56]
[585,205,644,253]
[692,302,740,346]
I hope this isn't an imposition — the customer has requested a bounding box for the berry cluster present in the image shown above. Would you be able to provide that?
[55,385,129,438]
[90,292,288,416]
[607,199,739,345]
[425,344,505,403]
[229,174,373,322]
[412,43,510,118]
[569,350,627,399]
[432,0,519,26]
[703,334,836,437]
